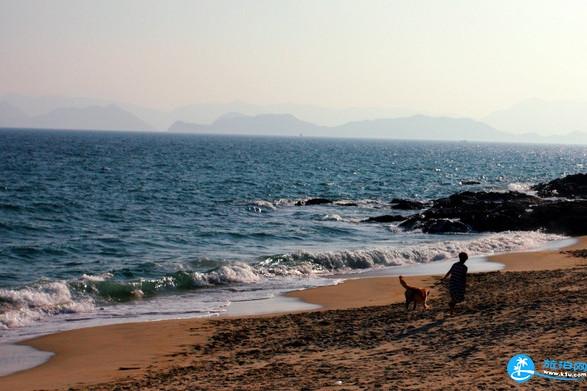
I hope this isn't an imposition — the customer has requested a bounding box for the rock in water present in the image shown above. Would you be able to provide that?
[390,198,430,210]
[362,215,406,223]
[296,198,333,206]
[398,190,587,235]
[531,173,587,199]
[420,219,471,234]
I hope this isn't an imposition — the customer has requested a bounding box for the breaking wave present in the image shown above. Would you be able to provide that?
[259,231,564,271]
[0,282,94,329]
[0,231,565,329]
[507,182,536,194]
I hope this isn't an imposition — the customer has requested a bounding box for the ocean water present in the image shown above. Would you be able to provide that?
[1,129,586,342]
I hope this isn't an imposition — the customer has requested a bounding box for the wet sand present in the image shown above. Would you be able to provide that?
[287,236,587,311]
[1,237,586,390]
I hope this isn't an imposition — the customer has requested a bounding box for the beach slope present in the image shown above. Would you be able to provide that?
[1,240,585,390]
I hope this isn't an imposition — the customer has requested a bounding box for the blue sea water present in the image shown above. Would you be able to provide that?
[0,129,585,340]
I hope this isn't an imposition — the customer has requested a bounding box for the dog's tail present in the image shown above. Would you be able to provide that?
[399,276,411,289]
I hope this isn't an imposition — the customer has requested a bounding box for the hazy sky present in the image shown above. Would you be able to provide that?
[2,0,587,117]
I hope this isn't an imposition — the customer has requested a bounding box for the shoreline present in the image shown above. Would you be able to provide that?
[0,236,585,390]
[288,236,585,311]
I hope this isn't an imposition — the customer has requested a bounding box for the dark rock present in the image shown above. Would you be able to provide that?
[390,198,430,210]
[400,191,542,233]
[397,215,424,231]
[398,189,587,235]
[459,180,481,185]
[421,219,471,234]
[521,200,587,235]
[432,191,541,208]
[531,173,587,198]
[363,215,406,223]
[296,198,333,206]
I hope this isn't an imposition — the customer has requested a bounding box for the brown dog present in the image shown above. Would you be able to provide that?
[399,276,430,311]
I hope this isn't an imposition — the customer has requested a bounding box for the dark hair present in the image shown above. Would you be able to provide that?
[458,252,468,262]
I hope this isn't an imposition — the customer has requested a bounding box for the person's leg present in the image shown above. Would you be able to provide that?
[449,292,457,315]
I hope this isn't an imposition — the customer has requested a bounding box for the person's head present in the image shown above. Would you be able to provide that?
[458,252,468,263]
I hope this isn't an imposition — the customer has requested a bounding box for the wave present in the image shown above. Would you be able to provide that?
[259,231,564,272]
[322,214,343,221]
[249,200,277,212]
[0,231,564,329]
[507,182,536,194]
[249,198,391,210]
[0,282,94,329]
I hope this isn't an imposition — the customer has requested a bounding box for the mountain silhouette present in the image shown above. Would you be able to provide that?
[0,103,153,131]
[170,113,509,141]
[31,105,153,131]
[169,113,321,135]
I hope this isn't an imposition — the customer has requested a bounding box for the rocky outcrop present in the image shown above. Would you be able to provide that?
[390,198,430,210]
[403,191,543,231]
[298,174,587,236]
[531,173,587,199]
[400,218,471,234]
[519,200,587,235]
[397,190,587,235]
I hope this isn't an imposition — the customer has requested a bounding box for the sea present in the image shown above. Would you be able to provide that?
[1,129,585,346]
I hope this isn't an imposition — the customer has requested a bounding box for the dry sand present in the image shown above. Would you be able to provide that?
[287,275,441,311]
[1,237,586,390]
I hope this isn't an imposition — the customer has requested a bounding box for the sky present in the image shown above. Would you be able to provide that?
[2,0,587,117]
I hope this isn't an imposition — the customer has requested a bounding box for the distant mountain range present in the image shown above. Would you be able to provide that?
[170,113,509,141]
[168,112,587,143]
[3,94,587,144]
[170,112,321,135]
[0,101,152,131]
[0,94,412,130]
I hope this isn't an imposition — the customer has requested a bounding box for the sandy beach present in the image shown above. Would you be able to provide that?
[1,237,586,390]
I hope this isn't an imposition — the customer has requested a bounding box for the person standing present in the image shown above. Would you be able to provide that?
[441,252,468,315]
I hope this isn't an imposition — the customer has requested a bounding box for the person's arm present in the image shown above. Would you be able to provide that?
[441,264,454,281]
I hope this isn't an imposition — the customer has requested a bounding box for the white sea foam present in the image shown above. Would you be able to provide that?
[0,231,566,330]
[322,214,343,221]
[258,231,565,274]
[254,198,390,209]
[507,182,535,194]
[80,272,113,282]
[252,200,277,210]
[0,282,94,329]
[387,224,402,233]
[193,262,263,286]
